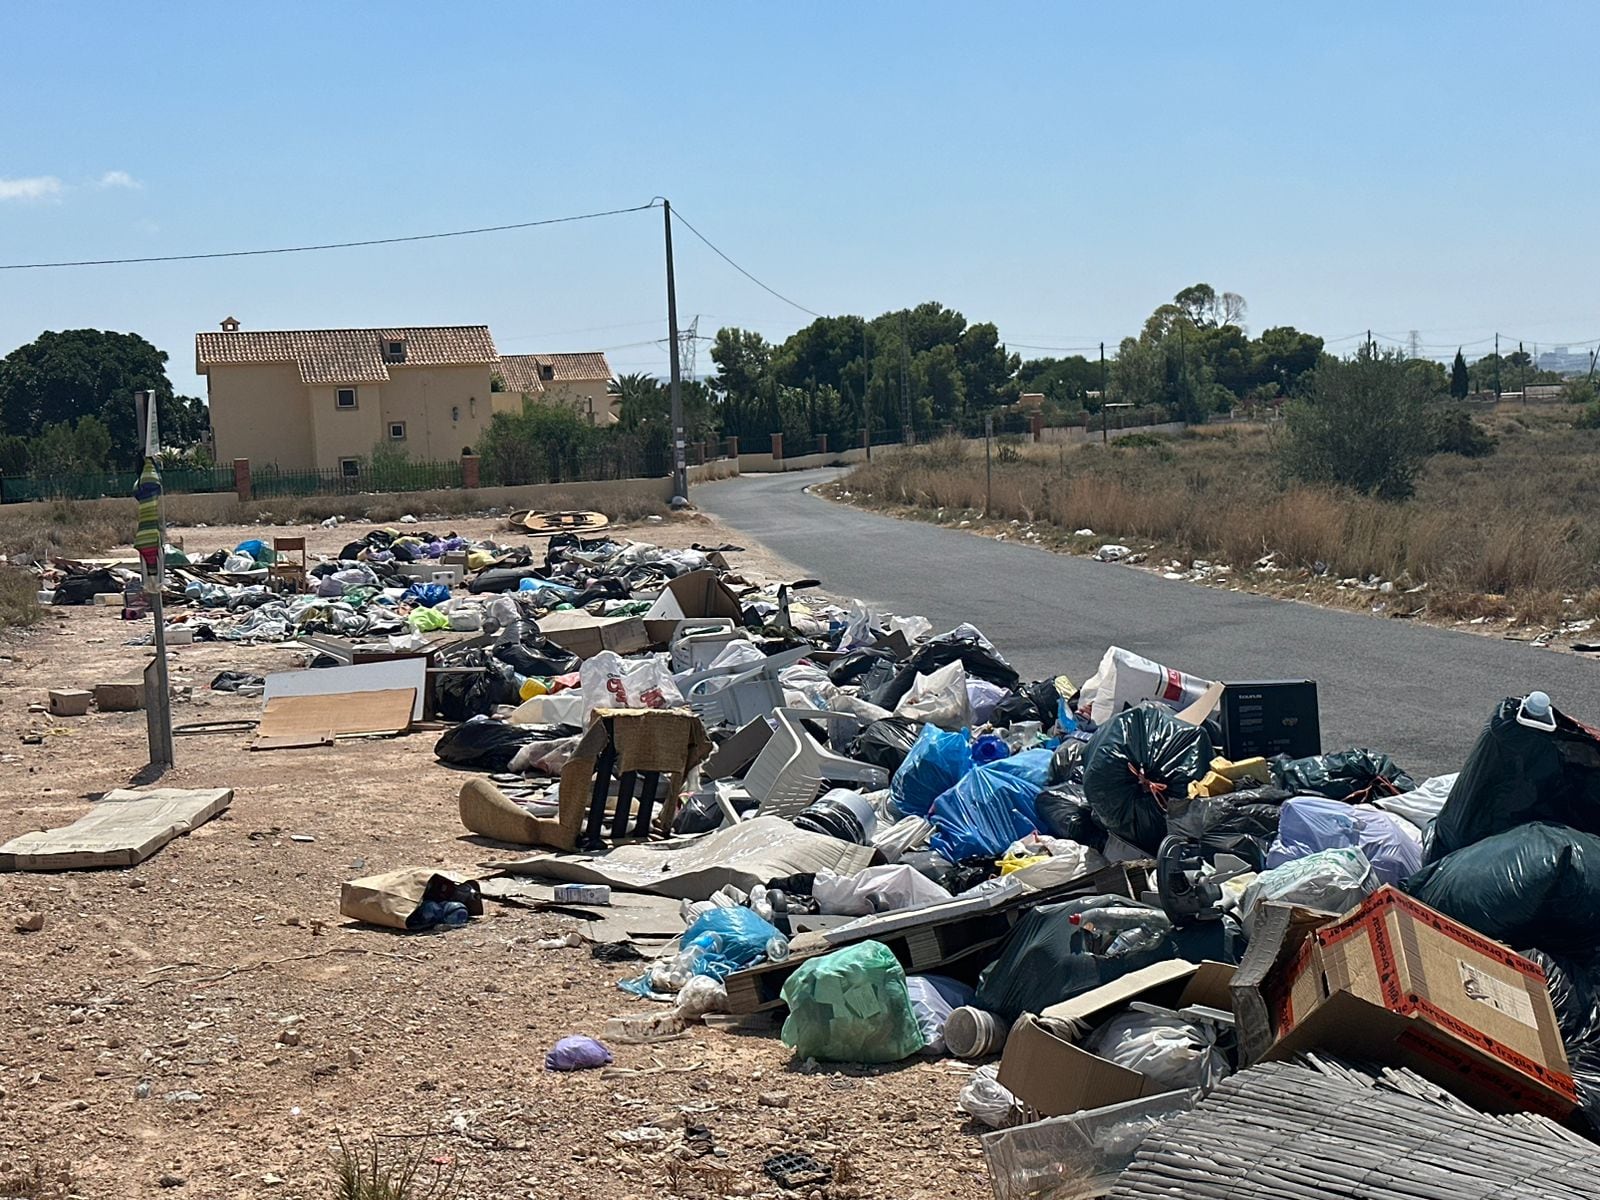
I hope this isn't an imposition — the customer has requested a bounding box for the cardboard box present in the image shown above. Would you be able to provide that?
[1219,680,1320,761]
[643,570,745,646]
[1238,886,1576,1117]
[997,960,1235,1118]
[538,611,650,661]
[93,681,146,712]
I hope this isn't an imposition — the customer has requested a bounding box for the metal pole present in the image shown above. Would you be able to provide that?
[1495,332,1501,399]
[984,414,993,517]
[133,391,174,769]
[862,320,871,460]
[662,200,688,504]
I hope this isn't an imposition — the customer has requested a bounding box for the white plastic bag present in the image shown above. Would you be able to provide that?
[1238,846,1378,935]
[967,679,1010,725]
[1077,646,1213,725]
[1377,772,1458,831]
[840,601,879,651]
[1084,1006,1230,1091]
[958,1064,1020,1128]
[888,614,933,643]
[812,864,953,916]
[579,651,683,713]
[905,974,976,1055]
[896,660,973,729]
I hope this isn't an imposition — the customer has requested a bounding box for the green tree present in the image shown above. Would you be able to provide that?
[607,372,666,429]
[28,416,112,475]
[1010,355,1102,411]
[1252,326,1325,395]
[1280,348,1438,499]
[0,329,209,465]
[0,434,30,475]
[1450,349,1470,399]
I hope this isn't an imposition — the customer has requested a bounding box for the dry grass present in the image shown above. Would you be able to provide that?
[837,410,1600,625]
[0,568,43,629]
[332,1137,459,1200]
[0,501,132,564]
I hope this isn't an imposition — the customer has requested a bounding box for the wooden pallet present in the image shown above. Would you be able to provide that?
[723,860,1148,1014]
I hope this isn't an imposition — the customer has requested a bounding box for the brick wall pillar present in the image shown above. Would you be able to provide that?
[460,453,480,489]
[770,433,784,460]
[232,458,252,502]
[816,433,828,454]
[1031,413,1045,442]
[726,435,739,458]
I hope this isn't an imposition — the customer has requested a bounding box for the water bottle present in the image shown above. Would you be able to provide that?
[437,901,470,927]
[1070,906,1172,955]
[765,933,791,962]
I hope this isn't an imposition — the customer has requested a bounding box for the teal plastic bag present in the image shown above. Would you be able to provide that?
[779,940,924,1063]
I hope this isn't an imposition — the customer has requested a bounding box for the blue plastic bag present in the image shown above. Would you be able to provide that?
[680,906,781,980]
[404,581,451,608]
[891,724,975,817]
[928,761,1044,862]
[984,747,1054,788]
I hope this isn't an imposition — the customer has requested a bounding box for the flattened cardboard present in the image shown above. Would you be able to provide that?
[1001,960,1235,1118]
[254,688,415,747]
[537,611,649,660]
[263,658,426,720]
[0,788,233,870]
[1249,886,1576,1117]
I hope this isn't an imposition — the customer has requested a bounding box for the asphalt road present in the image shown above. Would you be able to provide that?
[694,468,1598,779]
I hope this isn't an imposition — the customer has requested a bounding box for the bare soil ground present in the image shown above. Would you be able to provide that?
[0,512,987,1200]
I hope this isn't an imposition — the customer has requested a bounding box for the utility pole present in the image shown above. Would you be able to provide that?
[662,200,688,504]
[1099,341,1107,444]
[132,390,174,771]
[899,309,911,443]
[1495,332,1501,399]
[1366,329,1373,356]
[1520,341,1526,406]
[862,320,872,460]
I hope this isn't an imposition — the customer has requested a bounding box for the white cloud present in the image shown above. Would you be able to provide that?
[97,170,141,190]
[0,175,64,202]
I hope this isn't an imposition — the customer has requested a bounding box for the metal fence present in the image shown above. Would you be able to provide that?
[480,444,669,487]
[249,460,465,499]
[0,464,235,504]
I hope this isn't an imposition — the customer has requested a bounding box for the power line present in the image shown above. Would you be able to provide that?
[0,201,660,270]
[666,206,824,318]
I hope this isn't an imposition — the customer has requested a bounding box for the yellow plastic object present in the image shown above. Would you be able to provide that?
[997,852,1050,876]
[519,677,551,701]
[1188,770,1235,800]
[1211,756,1271,785]
[467,549,495,571]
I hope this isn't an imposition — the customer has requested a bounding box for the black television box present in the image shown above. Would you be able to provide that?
[1220,680,1320,761]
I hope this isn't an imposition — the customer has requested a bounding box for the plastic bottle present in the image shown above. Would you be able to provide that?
[411,899,471,930]
[1070,906,1172,956]
[1518,690,1557,732]
[765,933,791,962]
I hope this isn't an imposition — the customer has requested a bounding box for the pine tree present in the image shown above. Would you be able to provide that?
[1450,348,1470,399]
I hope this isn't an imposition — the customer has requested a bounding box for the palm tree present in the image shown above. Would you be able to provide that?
[606,373,665,429]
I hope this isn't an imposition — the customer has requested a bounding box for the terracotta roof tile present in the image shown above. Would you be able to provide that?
[196,326,498,385]
[529,352,614,383]
[493,354,547,395]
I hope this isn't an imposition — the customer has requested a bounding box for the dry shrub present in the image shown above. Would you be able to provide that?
[0,567,42,629]
[839,416,1600,623]
[0,501,132,562]
[332,1136,458,1200]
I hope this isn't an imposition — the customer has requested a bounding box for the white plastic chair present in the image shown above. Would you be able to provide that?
[677,646,811,730]
[741,710,890,819]
[669,620,741,672]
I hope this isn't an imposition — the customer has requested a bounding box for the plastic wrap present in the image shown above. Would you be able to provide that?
[1082,703,1213,853]
[1238,847,1377,934]
[779,940,925,1063]
[890,724,975,817]
[1426,697,1600,864]
[959,1064,1020,1128]
[1269,749,1415,802]
[1084,1008,1230,1090]
[905,974,976,1055]
[928,761,1045,863]
[1404,822,1600,957]
[1265,797,1423,886]
[981,1091,1200,1200]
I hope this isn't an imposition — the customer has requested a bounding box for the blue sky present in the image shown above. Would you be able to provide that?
[2,2,1596,398]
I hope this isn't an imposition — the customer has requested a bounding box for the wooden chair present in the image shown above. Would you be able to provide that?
[270,536,308,592]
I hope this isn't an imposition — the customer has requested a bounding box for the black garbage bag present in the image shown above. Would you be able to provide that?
[1270,749,1415,802]
[989,692,1040,728]
[829,648,898,687]
[1520,947,1600,1133]
[494,636,579,679]
[1082,703,1214,853]
[673,787,758,836]
[52,569,122,605]
[1404,822,1600,958]
[1050,735,1092,784]
[209,670,265,692]
[849,717,921,774]
[861,627,1020,710]
[469,566,547,594]
[1165,785,1292,870]
[1035,781,1108,850]
[435,649,519,721]
[1427,697,1600,864]
[433,718,553,771]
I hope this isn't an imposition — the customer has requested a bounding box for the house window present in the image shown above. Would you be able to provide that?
[451,405,460,423]
[469,396,477,416]
[389,422,407,441]
[339,458,360,478]
[539,364,554,381]
[383,339,407,363]
[336,388,357,409]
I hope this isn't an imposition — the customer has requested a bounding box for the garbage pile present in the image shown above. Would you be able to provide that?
[281,524,1600,1194]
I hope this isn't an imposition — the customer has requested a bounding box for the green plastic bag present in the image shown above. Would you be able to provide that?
[408,606,449,632]
[779,940,924,1063]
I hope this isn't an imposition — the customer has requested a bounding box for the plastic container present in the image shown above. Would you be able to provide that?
[973,733,1012,765]
[1069,906,1173,956]
[945,1005,1008,1059]
[519,676,551,702]
[792,789,879,845]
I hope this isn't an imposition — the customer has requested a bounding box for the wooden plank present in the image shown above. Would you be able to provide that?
[254,688,414,747]
[263,658,427,720]
[0,788,233,871]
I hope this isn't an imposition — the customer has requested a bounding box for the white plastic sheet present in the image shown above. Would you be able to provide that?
[1377,772,1458,831]
[812,863,953,916]
[1084,1006,1230,1091]
[1238,846,1378,934]
[896,660,974,729]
